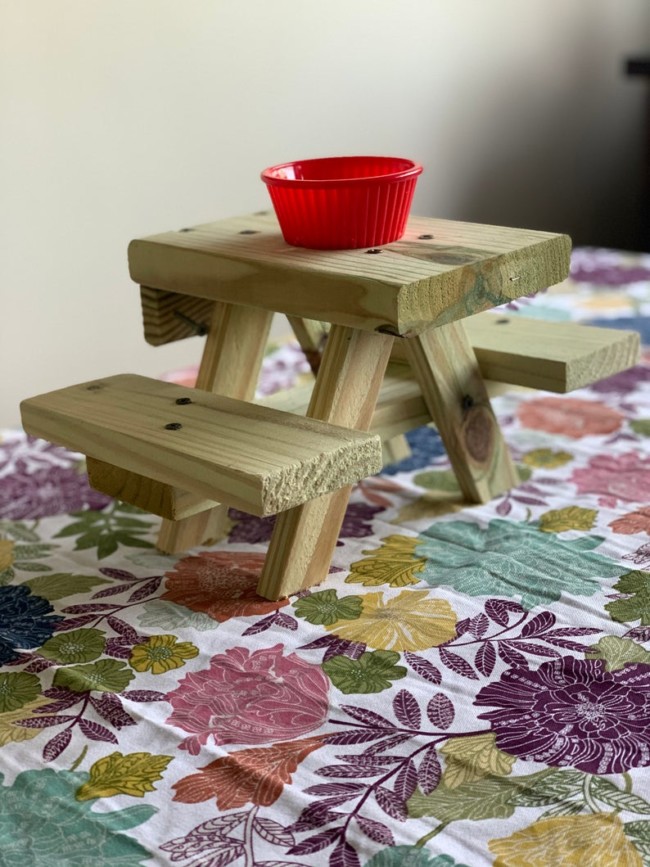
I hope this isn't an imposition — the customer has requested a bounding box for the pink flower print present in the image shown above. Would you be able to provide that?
[572,452,650,506]
[518,396,623,439]
[166,644,329,754]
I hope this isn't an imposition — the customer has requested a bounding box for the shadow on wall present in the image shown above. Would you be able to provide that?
[441,17,648,251]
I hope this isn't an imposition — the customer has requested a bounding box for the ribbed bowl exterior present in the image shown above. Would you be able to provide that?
[262,157,422,250]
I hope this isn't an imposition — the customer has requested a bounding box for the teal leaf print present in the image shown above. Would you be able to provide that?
[366,848,469,867]
[0,769,154,865]
[415,519,622,610]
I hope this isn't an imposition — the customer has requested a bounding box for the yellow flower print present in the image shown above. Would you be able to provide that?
[129,634,199,675]
[522,448,573,469]
[325,590,456,651]
[489,812,642,867]
[0,540,14,573]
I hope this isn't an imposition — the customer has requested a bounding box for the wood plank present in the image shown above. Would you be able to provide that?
[463,313,641,392]
[86,458,219,520]
[20,375,383,517]
[128,212,571,337]
[404,322,519,503]
[257,326,394,600]
[140,287,213,346]
[156,303,273,553]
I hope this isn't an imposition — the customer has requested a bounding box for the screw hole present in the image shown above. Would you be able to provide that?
[238,229,260,235]
[366,248,382,255]
[179,227,193,233]
[496,318,510,325]
[418,234,434,240]
[461,394,474,410]
[175,397,192,405]
[164,422,183,430]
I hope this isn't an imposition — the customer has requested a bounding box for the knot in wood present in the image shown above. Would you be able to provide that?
[462,406,493,464]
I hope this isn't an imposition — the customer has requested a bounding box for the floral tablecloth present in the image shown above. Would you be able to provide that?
[2,248,650,867]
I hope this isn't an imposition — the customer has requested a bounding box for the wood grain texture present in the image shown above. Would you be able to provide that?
[20,374,383,517]
[128,212,571,337]
[140,286,214,346]
[155,302,273,553]
[86,457,219,520]
[404,321,519,503]
[256,326,394,600]
[463,314,641,392]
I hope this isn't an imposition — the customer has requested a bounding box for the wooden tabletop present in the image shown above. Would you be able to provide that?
[129,211,570,337]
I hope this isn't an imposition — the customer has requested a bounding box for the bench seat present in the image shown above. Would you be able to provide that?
[20,374,382,518]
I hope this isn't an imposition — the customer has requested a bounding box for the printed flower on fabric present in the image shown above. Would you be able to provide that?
[381,425,447,475]
[227,501,383,546]
[475,656,650,774]
[0,768,154,866]
[517,396,623,439]
[521,448,573,469]
[572,453,650,505]
[325,589,456,651]
[610,507,650,536]
[130,634,199,674]
[591,363,650,395]
[294,589,362,626]
[489,812,642,867]
[0,466,110,520]
[161,551,287,622]
[0,672,40,713]
[0,585,62,664]
[166,644,329,754]
[0,434,76,480]
[415,519,621,610]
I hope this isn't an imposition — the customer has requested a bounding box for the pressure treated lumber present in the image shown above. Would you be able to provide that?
[462,314,641,392]
[20,375,383,517]
[257,326,394,600]
[404,321,519,503]
[129,212,571,337]
[156,302,273,553]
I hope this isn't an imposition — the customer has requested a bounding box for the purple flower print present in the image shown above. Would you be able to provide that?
[228,501,383,546]
[475,656,650,774]
[0,466,111,520]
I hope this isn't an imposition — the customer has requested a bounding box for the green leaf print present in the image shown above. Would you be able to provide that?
[606,571,650,625]
[586,635,650,671]
[415,519,622,610]
[55,504,154,559]
[23,573,110,601]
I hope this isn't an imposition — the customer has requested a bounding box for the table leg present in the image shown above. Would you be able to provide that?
[156,301,274,554]
[257,325,394,600]
[404,320,519,503]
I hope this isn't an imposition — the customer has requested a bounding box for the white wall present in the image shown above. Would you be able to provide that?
[1,0,648,427]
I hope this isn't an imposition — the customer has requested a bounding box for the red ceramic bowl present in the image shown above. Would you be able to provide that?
[261,155,423,250]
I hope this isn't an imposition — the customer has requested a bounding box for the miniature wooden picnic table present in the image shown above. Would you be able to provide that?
[118,210,637,599]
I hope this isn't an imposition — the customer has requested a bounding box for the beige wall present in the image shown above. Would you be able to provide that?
[1,0,648,427]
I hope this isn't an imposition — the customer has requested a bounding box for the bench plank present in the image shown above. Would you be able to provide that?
[20,375,382,517]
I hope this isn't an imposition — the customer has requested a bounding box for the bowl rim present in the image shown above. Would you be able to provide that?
[261,155,423,188]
